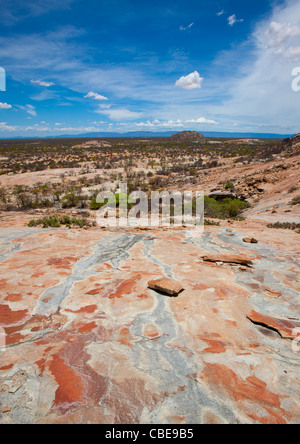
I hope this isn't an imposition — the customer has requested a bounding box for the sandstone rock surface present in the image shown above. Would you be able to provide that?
[0,224,299,424]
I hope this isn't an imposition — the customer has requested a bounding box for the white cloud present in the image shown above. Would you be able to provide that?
[258,18,300,62]
[0,121,16,131]
[275,46,300,60]
[97,108,143,120]
[265,21,300,48]
[0,102,12,109]
[180,23,194,31]
[175,71,203,90]
[31,79,54,87]
[18,104,37,116]
[84,91,109,101]
[215,0,300,133]
[217,10,224,17]
[185,117,218,125]
[228,15,244,26]
[118,117,217,130]
[26,104,37,116]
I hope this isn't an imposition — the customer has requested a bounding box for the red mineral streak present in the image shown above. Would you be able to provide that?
[47,257,78,269]
[49,340,108,413]
[108,275,140,299]
[66,305,98,314]
[5,294,23,302]
[202,339,227,354]
[86,288,104,295]
[0,305,28,326]
[50,355,85,407]
[6,332,26,346]
[78,322,97,334]
[201,363,282,413]
[118,338,132,347]
[0,364,14,371]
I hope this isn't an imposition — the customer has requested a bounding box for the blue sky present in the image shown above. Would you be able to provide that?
[0,0,299,137]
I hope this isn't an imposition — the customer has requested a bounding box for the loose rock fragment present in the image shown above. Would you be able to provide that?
[247,310,300,340]
[148,278,184,296]
[201,254,253,266]
[243,237,258,244]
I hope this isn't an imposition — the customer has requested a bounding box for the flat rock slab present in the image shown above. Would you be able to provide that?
[247,310,300,340]
[148,278,184,296]
[201,254,253,266]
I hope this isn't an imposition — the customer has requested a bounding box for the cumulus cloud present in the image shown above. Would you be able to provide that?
[265,21,300,48]
[97,108,143,120]
[185,117,218,125]
[0,102,12,109]
[118,117,217,130]
[175,71,203,90]
[228,14,244,26]
[84,91,109,101]
[31,79,54,87]
[0,121,16,131]
[260,19,300,61]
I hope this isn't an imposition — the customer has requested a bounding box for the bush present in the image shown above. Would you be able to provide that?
[28,215,90,228]
[225,181,234,190]
[204,196,248,219]
[267,222,300,231]
[204,219,220,226]
[290,196,300,206]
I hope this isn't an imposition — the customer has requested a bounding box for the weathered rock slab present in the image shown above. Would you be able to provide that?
[201,254,253,266]
[148,278,184,296]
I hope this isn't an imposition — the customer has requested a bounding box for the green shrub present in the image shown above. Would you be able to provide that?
[204,196,248,219]
[204,219,220,226]
[28,215,90,228]
[267,222,300,231]
[225,181,234,190]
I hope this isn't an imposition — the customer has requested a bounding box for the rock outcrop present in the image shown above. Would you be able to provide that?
[170,131,205,143]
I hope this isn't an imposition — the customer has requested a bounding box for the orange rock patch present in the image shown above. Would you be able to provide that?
[0,304,29,326]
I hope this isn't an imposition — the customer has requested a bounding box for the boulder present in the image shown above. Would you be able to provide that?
[208,191,237,201]
[243,238,258,244]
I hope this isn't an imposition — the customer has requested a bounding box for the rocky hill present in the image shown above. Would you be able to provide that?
[280,133,300,154]
[170,131,205,142]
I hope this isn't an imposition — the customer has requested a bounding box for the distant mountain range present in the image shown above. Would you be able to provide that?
[0,130,295,140]
[47,130,294,139]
